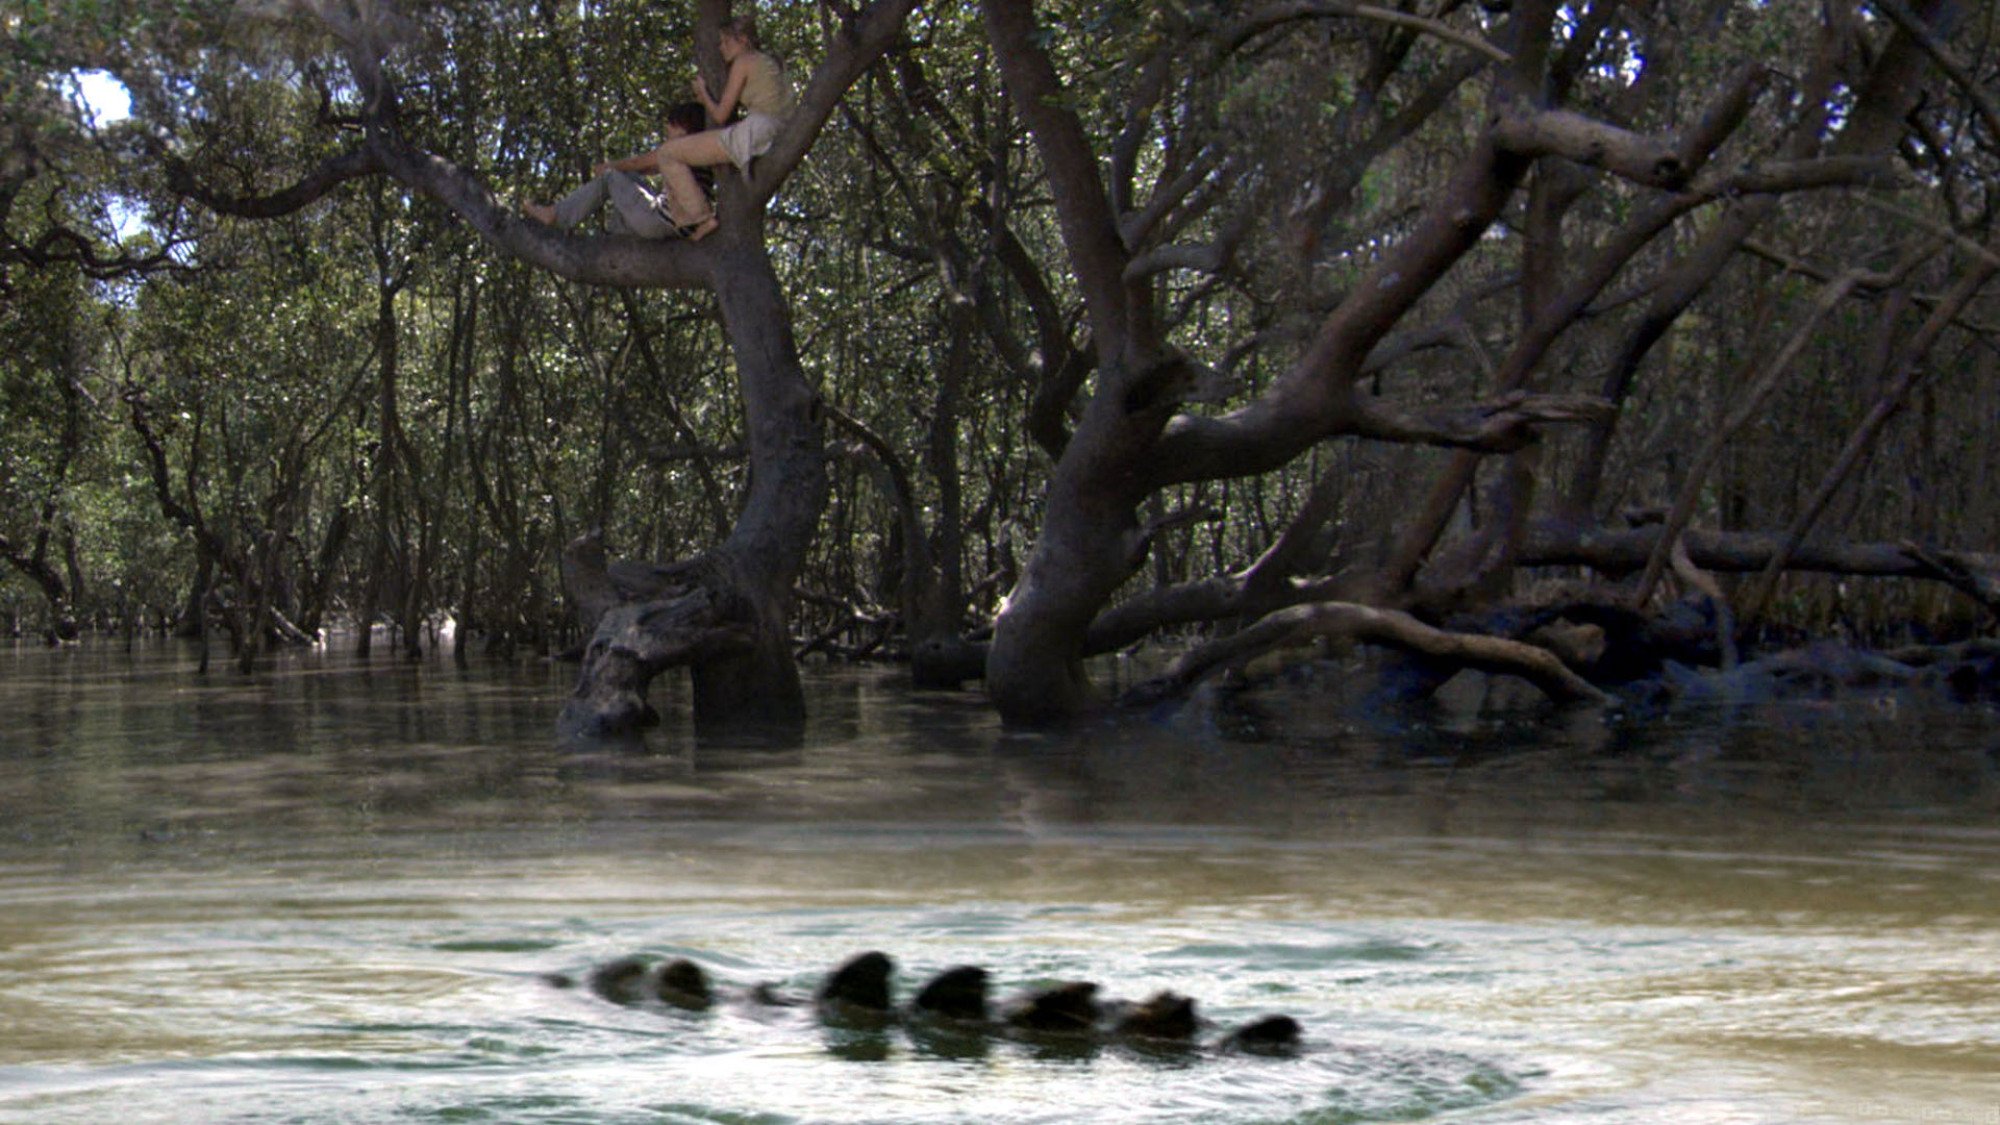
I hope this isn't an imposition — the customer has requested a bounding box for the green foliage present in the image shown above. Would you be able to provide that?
[3,0,1997,653]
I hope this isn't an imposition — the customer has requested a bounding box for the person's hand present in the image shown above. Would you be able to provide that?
[691,74,710,101]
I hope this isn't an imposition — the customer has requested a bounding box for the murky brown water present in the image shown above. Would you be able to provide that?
[1,639,1996,1123]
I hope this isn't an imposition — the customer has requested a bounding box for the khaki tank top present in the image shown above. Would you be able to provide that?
[737,51,794,118]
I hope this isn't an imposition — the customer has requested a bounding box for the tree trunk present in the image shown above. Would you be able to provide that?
[561,230,826,736]
[907,303,975,689]
[984,357,1166,723]
[690,239,824,728]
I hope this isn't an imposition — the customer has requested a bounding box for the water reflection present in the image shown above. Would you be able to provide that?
[0,640,1997,1123]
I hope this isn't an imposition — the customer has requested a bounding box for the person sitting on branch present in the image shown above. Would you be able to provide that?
[523,101,718,241]
[657,15,795,190]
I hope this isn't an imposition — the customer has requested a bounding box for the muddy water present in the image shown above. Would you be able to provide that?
[0,641,1996,1123]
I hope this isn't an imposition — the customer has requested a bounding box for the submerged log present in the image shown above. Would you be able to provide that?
[1634,638,2000,708]
[910,634,988,688]
[1479,593,1726,686]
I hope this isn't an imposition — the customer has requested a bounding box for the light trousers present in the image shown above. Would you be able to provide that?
[550,170,677,238]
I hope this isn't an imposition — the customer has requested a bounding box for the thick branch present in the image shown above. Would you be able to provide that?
[1084,573,1349,656]
[1523,523,2000,594]
[1142,6,1569,487]
[557,588,756,738]
[982,0,1138,347]
[174,1,916,289]
[163,146,384,218]
[1127,602,1611,707]
[1079,454,1366,652]
[1123,237,1234,283]
[1693,156,1908,196]
[560,528,721,634]
[1491,107,1689,189]
[362,132,713,288]
[748,0,923,203]
[1223,2,1512,64]
[0,531,68,608]
[1149,138,1532,485]
[1348,391,1613,452]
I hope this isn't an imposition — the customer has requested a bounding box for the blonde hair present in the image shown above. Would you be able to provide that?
[721,15,760,49]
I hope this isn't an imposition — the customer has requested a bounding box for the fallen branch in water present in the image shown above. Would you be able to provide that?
[1124,601,1612,708]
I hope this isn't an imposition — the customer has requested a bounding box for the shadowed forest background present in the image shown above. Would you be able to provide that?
[4,0,1998,732]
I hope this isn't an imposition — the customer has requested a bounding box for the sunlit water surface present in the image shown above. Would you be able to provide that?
[1,640,1996,1124]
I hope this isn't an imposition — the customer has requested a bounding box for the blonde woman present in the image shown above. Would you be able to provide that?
[656,16,794,193]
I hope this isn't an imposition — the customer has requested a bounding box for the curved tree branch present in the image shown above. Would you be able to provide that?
[1145,134,1533,485]
[1126,601,1611,708]
[1136,6,1560,486]
[982,0,1140,349]
[162,146,385,219]
[748,0,924,204]
[1694,156,1909,196]
[1491,107,1690,189]
[1223,1,1512,64]
[360,130,714,288]
[1348,390,1613,452]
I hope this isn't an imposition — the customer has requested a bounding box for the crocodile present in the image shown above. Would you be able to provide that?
[551,949,1302,1055]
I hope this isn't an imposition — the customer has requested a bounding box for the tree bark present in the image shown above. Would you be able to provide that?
[158,0,916,731]
[1562,0,1946,517]
[978,0,1551,724]
[550,232,826,735]
[1127,601,1613,709]
[674,241,826,729]
[1521,521,2000,602]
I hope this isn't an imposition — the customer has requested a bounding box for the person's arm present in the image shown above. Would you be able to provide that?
[594,148,661,177]
[693,55,753,125]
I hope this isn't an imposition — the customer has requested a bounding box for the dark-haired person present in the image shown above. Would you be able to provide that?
[654,16,794,197]
[523,101,717,241]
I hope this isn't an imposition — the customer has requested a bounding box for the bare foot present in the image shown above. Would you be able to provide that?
[522,200,556,225]
[685,214,719,242]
